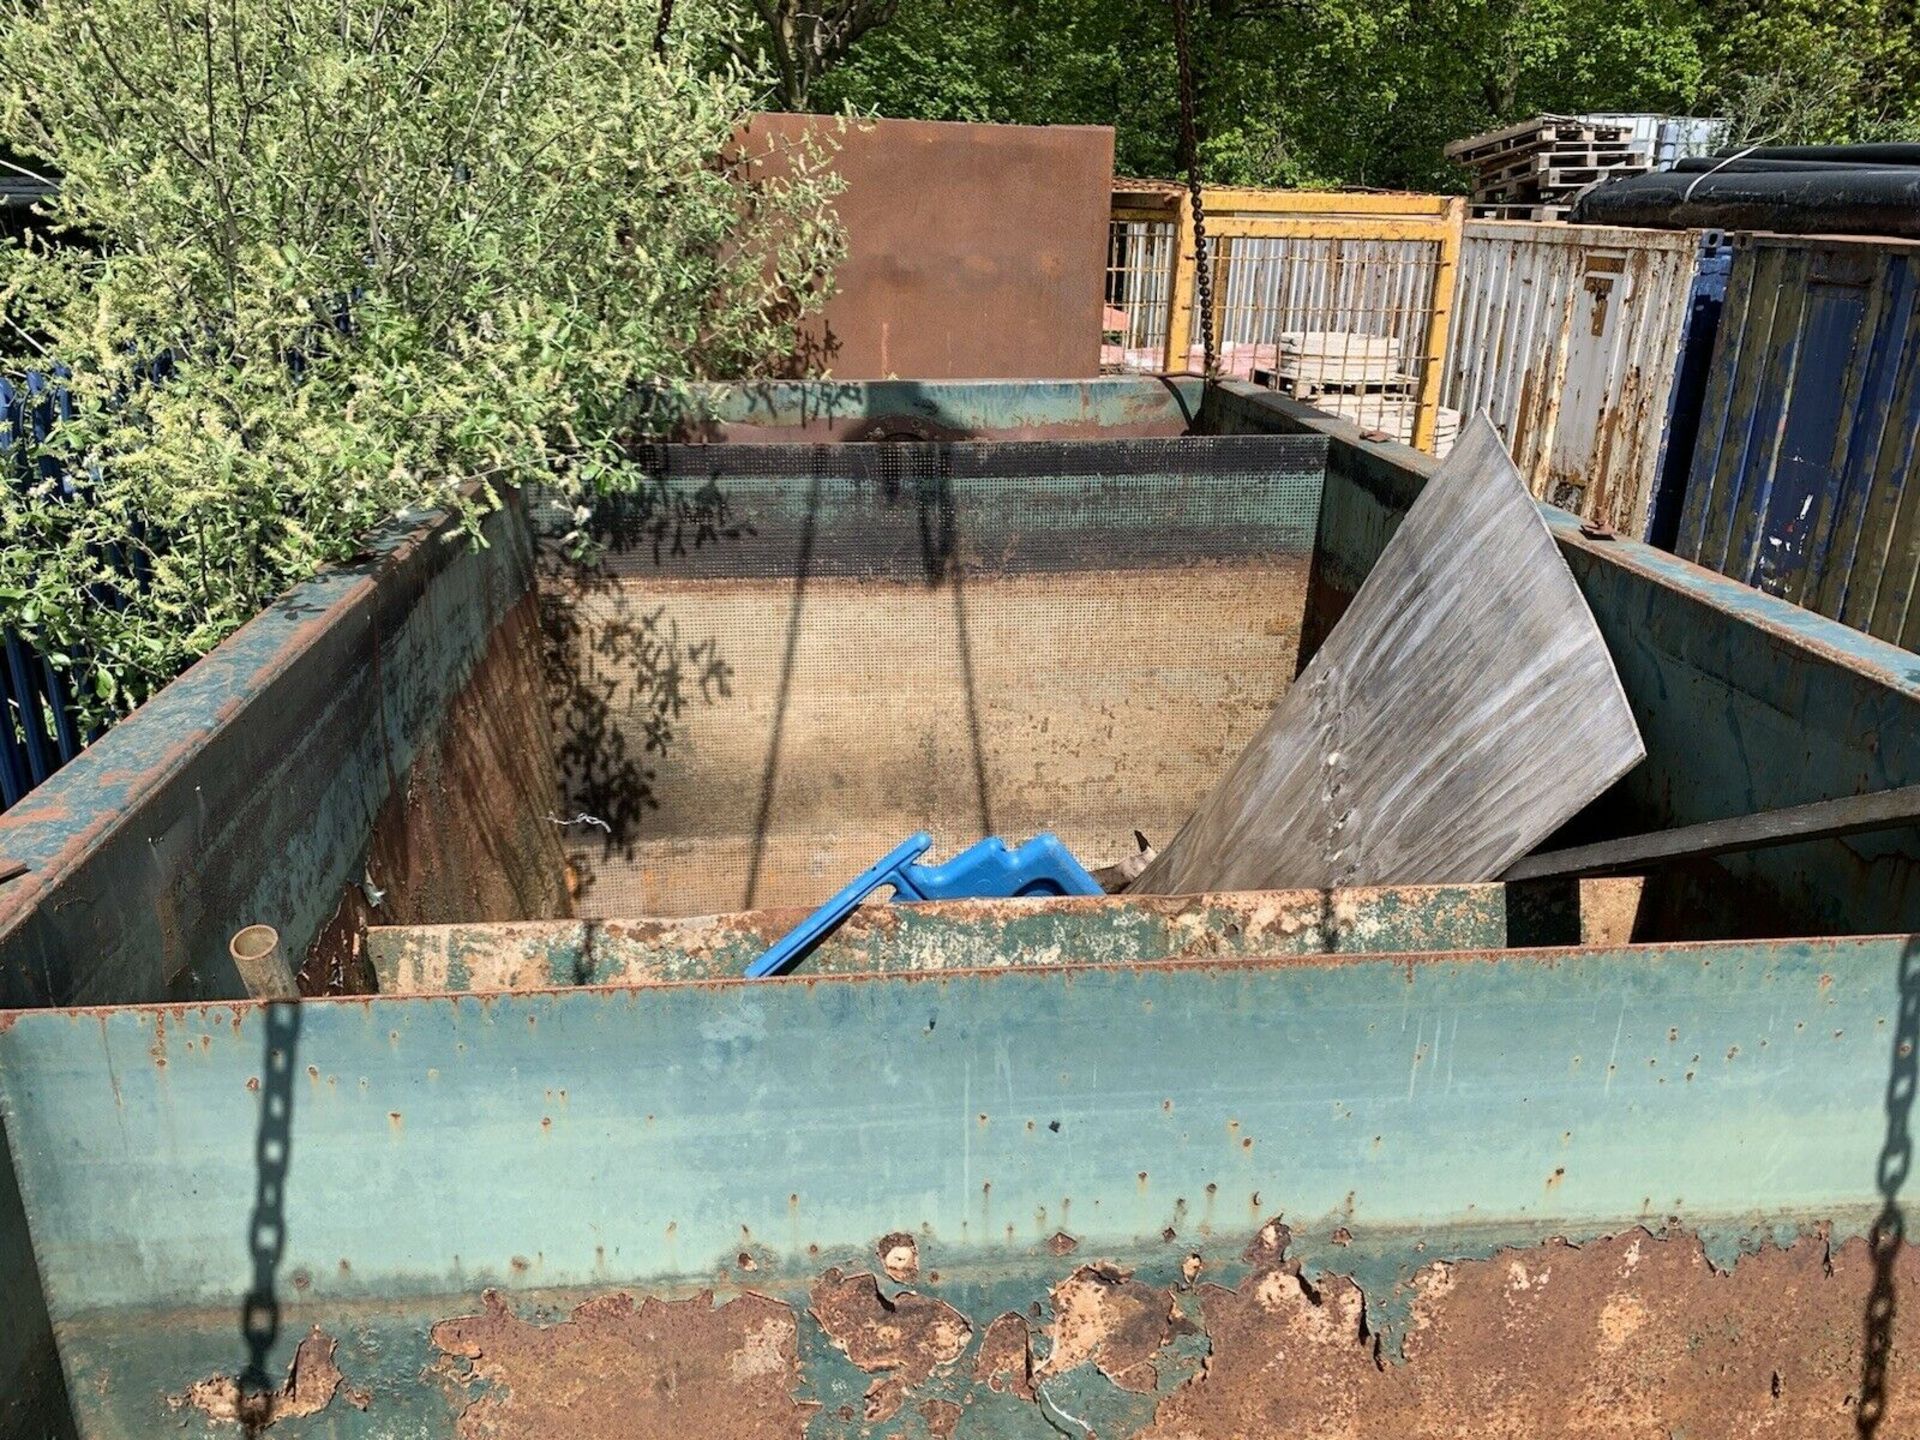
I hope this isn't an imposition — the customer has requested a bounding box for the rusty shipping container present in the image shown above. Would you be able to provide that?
[1443,221,1708,537]
[3,378,1920,1436]
[1676,232,1920,648]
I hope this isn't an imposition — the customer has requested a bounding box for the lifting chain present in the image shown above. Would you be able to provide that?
[1169,0,1215,380]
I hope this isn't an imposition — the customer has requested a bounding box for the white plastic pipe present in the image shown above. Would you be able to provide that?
[228,924,298,1000]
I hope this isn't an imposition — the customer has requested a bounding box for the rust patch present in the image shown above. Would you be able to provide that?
[878,1232,919,1283]
[809,1269,972,1422]
[430,1287,810,1439]
[170,1327,367,1428]
[1144,1228,1920,1437]
[1243,1215,1292,1265]
[1047,1231,1080,1256]
[1040,1262,1194,1393]
[975,1312,1037,1401]
[919,1397,963,1438]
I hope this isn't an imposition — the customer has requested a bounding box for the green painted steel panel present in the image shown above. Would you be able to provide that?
[0,937,1908,1435]
[662,377,1207,441]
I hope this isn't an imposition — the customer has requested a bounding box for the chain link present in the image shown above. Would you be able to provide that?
[1858,936,1920,1435]
[1169,0,1215,380]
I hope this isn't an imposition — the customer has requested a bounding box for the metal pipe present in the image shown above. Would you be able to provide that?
[1572,169,1920,236]
[228,924,298,999]
[1505,783,1920,881]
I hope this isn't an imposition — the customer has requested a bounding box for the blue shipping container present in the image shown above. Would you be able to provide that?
[1675,232,1920,646]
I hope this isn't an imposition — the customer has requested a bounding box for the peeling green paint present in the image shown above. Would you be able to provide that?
[367,886,1512,993]
[1,934,1909,1435]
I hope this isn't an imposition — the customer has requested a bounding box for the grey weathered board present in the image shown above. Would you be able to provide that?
[1133,413,1645,894]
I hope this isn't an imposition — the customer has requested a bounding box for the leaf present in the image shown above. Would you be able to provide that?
[0,0,841,734]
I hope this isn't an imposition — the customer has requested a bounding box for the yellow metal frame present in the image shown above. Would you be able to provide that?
[1126,187,1466,454]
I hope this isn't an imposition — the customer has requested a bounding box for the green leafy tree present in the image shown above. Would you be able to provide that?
[0,0,842,723]
[813,0,1920,187]
[728,0,907,107]
[1703,0,1920,144]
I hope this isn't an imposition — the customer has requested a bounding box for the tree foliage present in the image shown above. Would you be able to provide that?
[1705,1,1920,146]
[0,0,842,724]
[812,0,1920,189]
[727,0,906,107]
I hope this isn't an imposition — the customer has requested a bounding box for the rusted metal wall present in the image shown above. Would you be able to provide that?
[0,1143,64,1440]
[542,436,1325,917]
[302,589,574,994]
[1675,233,1920,647]
[1444,222,1705,537]
[3,932,1916,1436]
[740,115,1114,380]
[0,494,567,1009]
[365,878,1640,992]
[364,884,1512,991]
[0,492,571,1437]
[1203,379,1920,941]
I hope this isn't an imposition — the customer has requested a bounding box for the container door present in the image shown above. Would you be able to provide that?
[1542,251,1629,521]
[1744,253,1874,602]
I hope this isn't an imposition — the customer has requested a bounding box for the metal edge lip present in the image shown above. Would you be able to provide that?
[0,929,1899,1027]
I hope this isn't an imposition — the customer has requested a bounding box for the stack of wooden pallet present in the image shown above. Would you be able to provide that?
[1447,116,1653,221]
[1257,331,1461,458]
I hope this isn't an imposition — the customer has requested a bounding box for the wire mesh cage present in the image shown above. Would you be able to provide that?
[1103,219,1178,373]
[1105,186,1464,454]
[1212,235,1461,457]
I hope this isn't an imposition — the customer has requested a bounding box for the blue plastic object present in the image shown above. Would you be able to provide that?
[745,831,1103,978]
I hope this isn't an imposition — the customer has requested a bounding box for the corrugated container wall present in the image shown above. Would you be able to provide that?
[1443,222,1705,536]
[1676,233,1920,647]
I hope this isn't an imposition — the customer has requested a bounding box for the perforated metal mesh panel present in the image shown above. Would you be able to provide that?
[541,436,1327,917]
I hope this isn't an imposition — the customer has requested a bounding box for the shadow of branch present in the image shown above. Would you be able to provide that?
[539,458,747,907]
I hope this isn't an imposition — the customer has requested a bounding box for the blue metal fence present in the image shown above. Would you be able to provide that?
[0,372,88,811]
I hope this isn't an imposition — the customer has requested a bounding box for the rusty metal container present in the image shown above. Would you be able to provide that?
[4,377,1920,1437]
[1443,221,1708,537]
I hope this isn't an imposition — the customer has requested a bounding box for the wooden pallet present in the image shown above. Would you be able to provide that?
[1537,163,1652,188]
[1445,117,1632,167]
[1473,178,1546,204]
[1473,166,1650,207]
[1471,202,1574,222]
[1473,145,1644,189]
[1270,372,1421,398]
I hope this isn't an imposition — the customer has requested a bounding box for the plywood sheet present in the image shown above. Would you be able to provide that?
[1133,413,1644,894]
